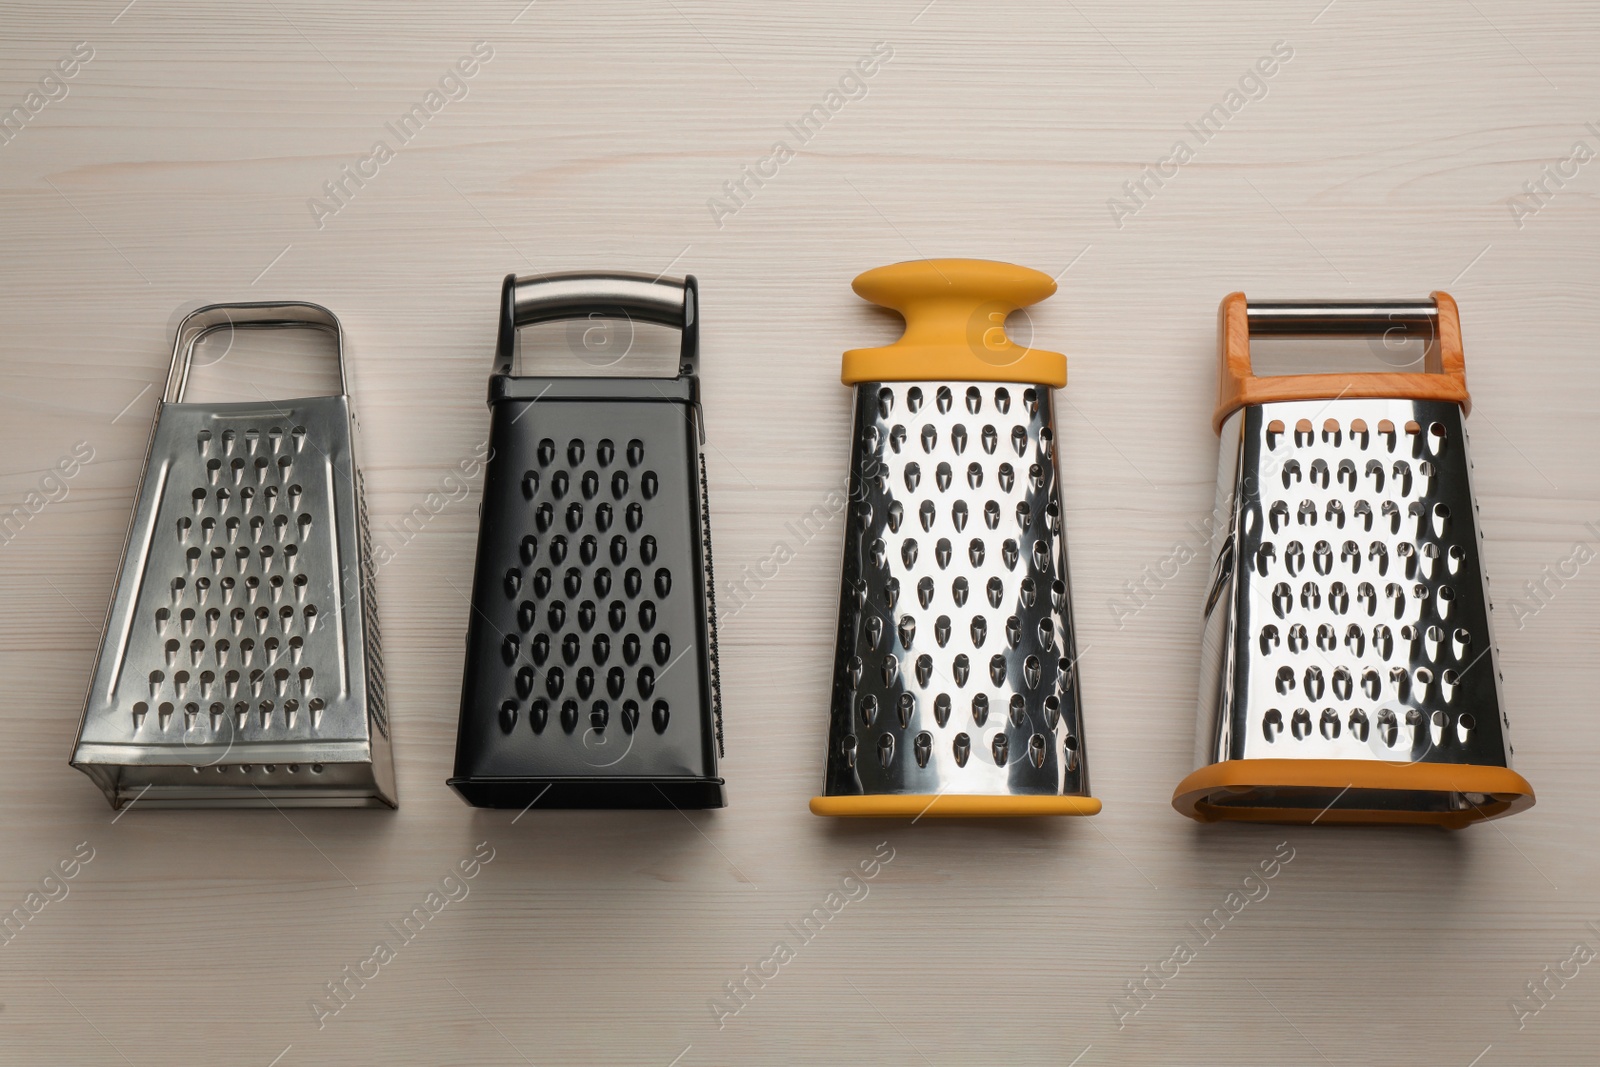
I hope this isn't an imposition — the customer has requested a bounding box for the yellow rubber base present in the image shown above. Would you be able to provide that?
[809,793,1101,819]
[1172,759,1534,828]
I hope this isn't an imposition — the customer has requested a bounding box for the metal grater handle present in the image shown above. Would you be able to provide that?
[1246,301,1437,337]
[164,302,347,404]
[494,271,699,379]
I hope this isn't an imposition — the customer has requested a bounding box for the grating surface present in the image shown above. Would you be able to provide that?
[823,381,1089,799]
[1200,398,1512,769]
[455,390,721,787]
[75,396,390,803]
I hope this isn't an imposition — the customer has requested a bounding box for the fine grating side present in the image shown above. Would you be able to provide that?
[1199,398,1512,772]
[823,381,1089,799]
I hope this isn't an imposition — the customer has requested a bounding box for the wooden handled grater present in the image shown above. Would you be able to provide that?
[1174,293,1534,827]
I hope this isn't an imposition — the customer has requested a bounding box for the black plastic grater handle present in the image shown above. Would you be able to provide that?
[494,271,698,378]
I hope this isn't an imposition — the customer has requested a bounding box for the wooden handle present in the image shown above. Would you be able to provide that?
[1214,291,1470,433]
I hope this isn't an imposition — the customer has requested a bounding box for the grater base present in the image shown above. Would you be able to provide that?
[1173,758,1533,828]
[448,776,725,810]
[810,794,1100,818]
[74,741,396,810]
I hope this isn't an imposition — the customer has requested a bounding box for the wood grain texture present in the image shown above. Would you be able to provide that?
[2,1,1599,1063]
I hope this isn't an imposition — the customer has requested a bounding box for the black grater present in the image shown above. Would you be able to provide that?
[448,272,725,809]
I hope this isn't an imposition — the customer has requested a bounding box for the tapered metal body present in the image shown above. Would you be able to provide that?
[821,381,1090,801]
[72,303,394,809]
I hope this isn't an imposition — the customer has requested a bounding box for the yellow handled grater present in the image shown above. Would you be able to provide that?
[810,260,1100,818]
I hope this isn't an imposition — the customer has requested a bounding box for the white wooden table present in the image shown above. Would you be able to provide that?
[3,2,1598,1063]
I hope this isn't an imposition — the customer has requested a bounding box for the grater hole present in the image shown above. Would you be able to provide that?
[627,439,645,466]
[1010,425,1028,457]
[568,438,585,467]
[936,385,953,413]
[596,439,615,467]
[906,386,923,413]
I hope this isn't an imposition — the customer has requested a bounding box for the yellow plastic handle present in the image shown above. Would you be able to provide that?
[842,259,1066,387]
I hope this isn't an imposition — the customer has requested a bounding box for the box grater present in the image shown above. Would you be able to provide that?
[1174,292,1533,827]
[809,260,1099,818]
[71,302,395,809]
[448,271,725,809]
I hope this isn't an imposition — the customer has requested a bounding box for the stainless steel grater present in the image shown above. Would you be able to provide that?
[72,303,395,809]
[810,260,1099,818]
[1174,292,1533,827]
[448,271,724,809]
